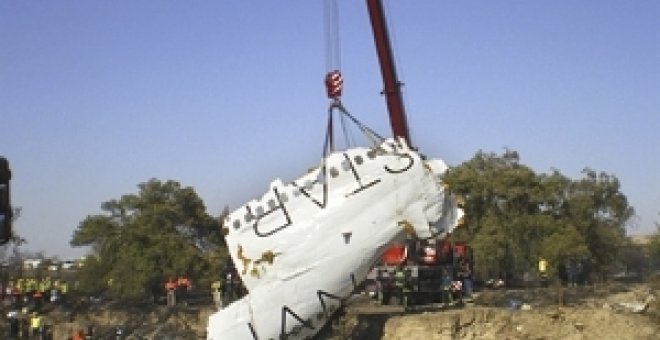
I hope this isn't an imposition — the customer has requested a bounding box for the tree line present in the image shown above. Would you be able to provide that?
[57,150,657,300]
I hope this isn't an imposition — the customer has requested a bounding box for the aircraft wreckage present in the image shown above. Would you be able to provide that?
[207,1,463,338]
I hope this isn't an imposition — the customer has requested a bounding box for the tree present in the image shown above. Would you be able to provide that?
[71,179,227,301]
[649,212,660,270]
[1,207,26,266]
[443,150,632,284]
[559,169,633,275]
[444,150,550,281]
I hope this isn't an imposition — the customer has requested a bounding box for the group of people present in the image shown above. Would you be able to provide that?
[560,258,591,287]
[1,277,69,311]
[537,257,591,287]
[5,310,53,339]
[164,275,192,307]
[439,257,473,305]
[390,256,473,309]
[1,277,71,339]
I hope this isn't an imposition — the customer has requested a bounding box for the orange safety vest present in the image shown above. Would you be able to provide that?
[72,330,85,340]
[177,277,191,288]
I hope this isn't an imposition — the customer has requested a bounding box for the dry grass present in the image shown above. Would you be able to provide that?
[648,274,660,323]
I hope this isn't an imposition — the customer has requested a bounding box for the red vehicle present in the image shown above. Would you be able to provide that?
[370,238,472,305]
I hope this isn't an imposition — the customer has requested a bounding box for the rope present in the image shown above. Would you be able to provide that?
[339,110,355,148]
[324,0,343,100]
[322,101,385,158]
[320,1,383,155]
[336,105,385,146]
[324,0,341,72]
[322,106,335,158]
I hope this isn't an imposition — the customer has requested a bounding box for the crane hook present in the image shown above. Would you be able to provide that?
[325,69,343,100]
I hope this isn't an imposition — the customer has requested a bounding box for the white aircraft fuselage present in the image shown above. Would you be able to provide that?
[207,138,462,339]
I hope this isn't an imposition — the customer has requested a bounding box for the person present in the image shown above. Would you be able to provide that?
[538,257,548,287]
[16,277,24,294]
[59,280,69,303]
[85,325,95,339]
[565,259,577,287]
[5,279,13,299]
[30,312,42,337]
[458,257,473,302]
[39,277,48,303]
[20,310,30,338]
[211,280,223,308]
[393,265,409,308]
[10,284,21,309]
[8,311,19,338]
[451,279,463,303]
[25,278,36,301]
[576,259,584,286]
[176,275,192,305]
[43,323,54,340]
[224,271,235,302]
[165,277,177,307]
[440,266,453,306]
[50,286,60,304]
[33,288,44,312]
[71,329,85,340]
[580,258,592,285]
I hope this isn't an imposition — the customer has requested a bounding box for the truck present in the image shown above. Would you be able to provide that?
[370,239,473,306]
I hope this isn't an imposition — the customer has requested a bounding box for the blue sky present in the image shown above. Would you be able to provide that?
[1,1,658,259]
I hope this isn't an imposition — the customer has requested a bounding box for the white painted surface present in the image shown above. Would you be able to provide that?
[208,138,462,339]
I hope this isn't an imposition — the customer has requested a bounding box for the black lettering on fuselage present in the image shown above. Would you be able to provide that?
[384,152,415,174]
[342,153,382,198]
[251,187,292,237]
[280,305,314,338]
[291,165,329,209]
[251,149,417,238]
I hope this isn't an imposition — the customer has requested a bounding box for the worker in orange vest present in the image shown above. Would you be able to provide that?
[71,328,85,340]
[165,278,177,307]
[33,289,44,312]
[176,275,192,305]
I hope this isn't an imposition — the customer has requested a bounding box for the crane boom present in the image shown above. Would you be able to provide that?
[366,0,412,147]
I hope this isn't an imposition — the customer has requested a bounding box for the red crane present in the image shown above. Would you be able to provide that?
[365,0,413,148]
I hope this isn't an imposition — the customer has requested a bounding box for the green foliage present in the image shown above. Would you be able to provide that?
[74,255,110,294]
[444,150,633,282]
[540,227,590,269]
[71,179,227,300]
[649,222,660,269]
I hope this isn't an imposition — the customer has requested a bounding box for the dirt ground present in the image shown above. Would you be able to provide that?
[47,304,213,339]
[1,299,214,339]
[2,280,658,339]
[323,280,660,340]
